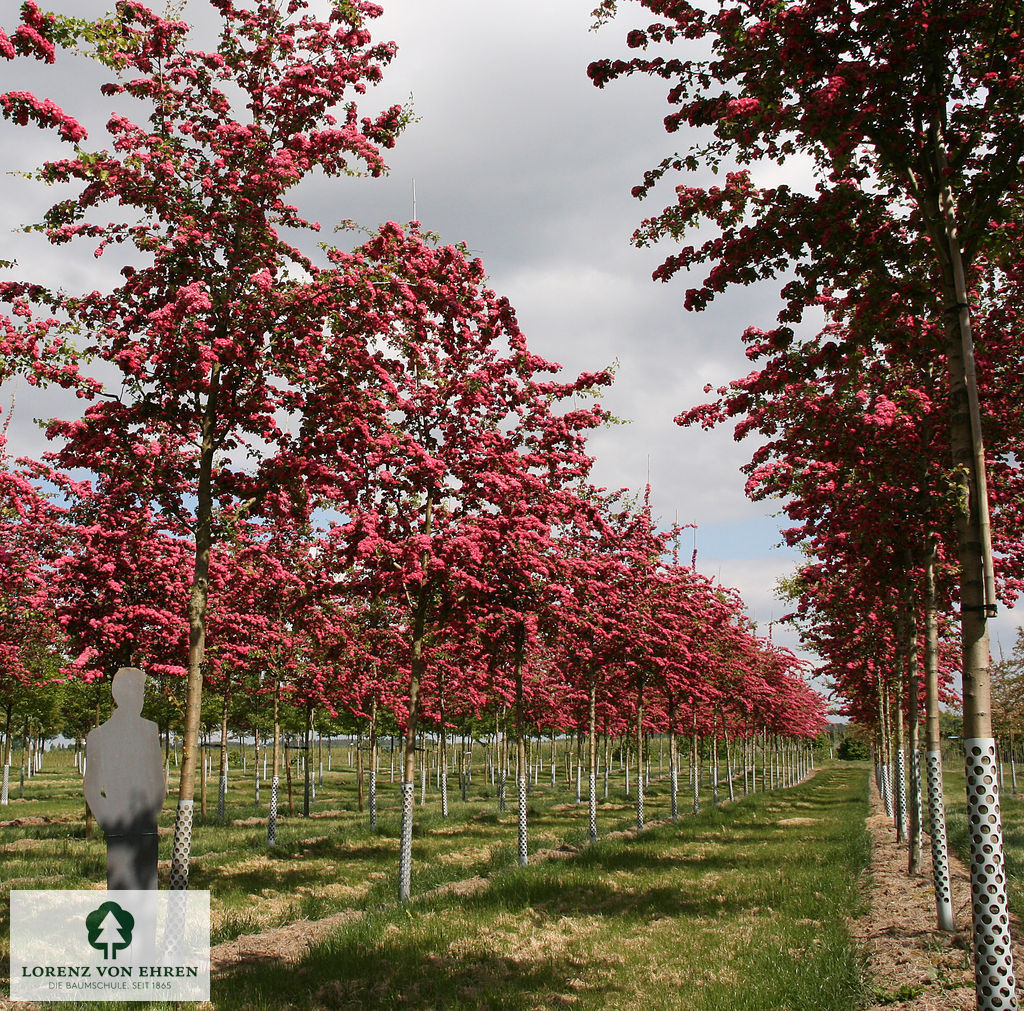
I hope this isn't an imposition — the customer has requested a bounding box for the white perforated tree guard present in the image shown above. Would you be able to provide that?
[911,748,923,844]
[517,776,528,866]
[1,764,8,806]
[589,770,598,843]
[369,766,377,831]
[398,780,415,902]
[881,763,894,819]
[218,772,227,823]
[670,765,679,822]
[895,747,908,842]
[169,798,194,891]
[267,776,279,846]
[636,771,645,832]
[964,739,1017,1009]
[925,751,955,932]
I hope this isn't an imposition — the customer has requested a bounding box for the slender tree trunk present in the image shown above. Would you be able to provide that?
[267,685,280,846]
[303,705,312,818]
[369,698,378,831]
[894,677,908,845]
[200,738,207,819]
[668,695,678,822]
[878,687,894,819]
[901,588,922,875]
[398,578,430,903]
[929,157,1015,1001]
[603,732,610,799]
[635,679,645,832]
[588,673,598,843]
[722,713,735,803]
[692,710,700,814]
[922,537,956,931]
[439,677,449,819]
[514,625,528,867]
[497,706,507,812]
[286,739,294,816]
[170,366,220,891]
[711,732,719,806]
[356,728,364,813]
[253,719,260,805]
[218,695,229,823]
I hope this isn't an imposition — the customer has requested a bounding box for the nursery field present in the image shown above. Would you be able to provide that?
[1,750,873,1010]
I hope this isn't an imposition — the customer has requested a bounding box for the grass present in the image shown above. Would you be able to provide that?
[938,759,1024,922]
[213,766,870,1010]
[2,750,871,1009]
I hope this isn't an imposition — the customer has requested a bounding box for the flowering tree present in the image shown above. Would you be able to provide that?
[592,2,1024,994]
[324,222,611,899]
[1,0,409,889]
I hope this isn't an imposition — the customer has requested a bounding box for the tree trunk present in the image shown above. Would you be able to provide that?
[218,695,229,823]
[253,720,260,805]
[398,581,429,903]
[711,731,719,806]
[369,698,378,831]
[921,537,956,931]
[439,676,449,819]
[356,727,364,813]
[588,672,598,843]
[200,739,207,819]
[878,687,894,819]
[900,588,922,875]
[894,677,908,845]
[930,155,1014,999]
[286,739,294,816]
[514,624,528,867]
[303,705,312,818]
[668,694,678,822]
[267,685,280,846]
[635,678,645,832]
[169,366,220,891]
[722,713,735,803]
[692,710,700,814]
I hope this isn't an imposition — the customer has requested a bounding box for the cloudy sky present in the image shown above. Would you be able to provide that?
[4,0,1021,694]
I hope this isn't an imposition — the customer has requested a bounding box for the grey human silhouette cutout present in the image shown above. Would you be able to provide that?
[84,668,166,890]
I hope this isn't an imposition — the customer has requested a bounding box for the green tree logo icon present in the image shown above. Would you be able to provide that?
[85,901,135,960]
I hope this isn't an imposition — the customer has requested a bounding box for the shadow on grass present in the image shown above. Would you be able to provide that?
[208,768,869,1010]
[217,934,628,1010]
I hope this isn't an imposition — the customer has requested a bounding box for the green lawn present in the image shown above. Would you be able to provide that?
[3,752,871,1010]
[940,759,1024,922]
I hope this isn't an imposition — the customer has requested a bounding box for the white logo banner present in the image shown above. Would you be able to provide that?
[9,890,210,1002]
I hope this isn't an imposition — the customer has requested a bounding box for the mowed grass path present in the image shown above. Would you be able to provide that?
[218,766,870,1010]
[2,758,870,1009]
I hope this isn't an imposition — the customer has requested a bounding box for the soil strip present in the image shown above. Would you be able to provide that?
[851,772,1024,1010]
